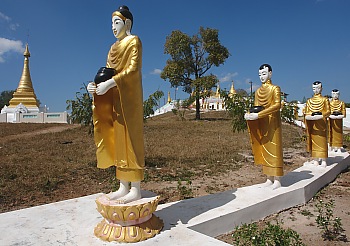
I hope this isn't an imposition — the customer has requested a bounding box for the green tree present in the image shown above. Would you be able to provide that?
[66,83,93,132]
[281,102,298,124]
[171,97,195,121]
[143,90,164,120]
[0,90,15,109]
[236,88,248,97]
[221,89,250,132]
[161,27,230,120]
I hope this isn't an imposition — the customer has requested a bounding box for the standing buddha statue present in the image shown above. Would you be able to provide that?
[244,64,284,190]
[303,81,330,167]
[328,89,346,152]
[87,5,144,204]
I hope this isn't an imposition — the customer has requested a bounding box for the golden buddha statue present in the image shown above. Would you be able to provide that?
[87,5,144,203]
[245,64,283,189]
[328,89,346,152]
[303,81,330,167]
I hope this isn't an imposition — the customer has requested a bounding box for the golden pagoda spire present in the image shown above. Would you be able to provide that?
[229,81,237,97]
[216,82,220,98]
[9,43,39,108]
[167,91,171,103]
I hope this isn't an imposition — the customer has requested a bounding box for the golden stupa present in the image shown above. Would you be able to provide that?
[228,81,237,97]
[167,91,171,103]
[8,44,39,108]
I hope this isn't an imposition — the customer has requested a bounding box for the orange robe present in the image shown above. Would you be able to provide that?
[93,35,144,182]
[247,80,284,177]
[329,99,346,148]
[304,94,330,158]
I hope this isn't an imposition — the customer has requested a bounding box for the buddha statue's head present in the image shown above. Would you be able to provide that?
[312,81,322,95]
[258,64,272,83]
[331,89,339,99]
[112,5,133,40]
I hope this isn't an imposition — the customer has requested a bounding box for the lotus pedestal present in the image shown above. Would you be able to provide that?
[94,191,163,243]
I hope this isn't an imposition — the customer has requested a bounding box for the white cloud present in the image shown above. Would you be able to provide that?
[0,12,11,22]
[0,38,25,63]
[9,23,19,31]
[0,12,19,31]
[219,72,238,82]
[150,68,162,75]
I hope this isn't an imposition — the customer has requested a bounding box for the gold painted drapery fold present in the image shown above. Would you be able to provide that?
[93,35,144,182]
[247,80,283,177]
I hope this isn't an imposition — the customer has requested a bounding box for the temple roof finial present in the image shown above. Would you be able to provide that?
[24,43,30,57]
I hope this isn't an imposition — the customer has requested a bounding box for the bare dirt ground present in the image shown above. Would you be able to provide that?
[0,113,349,245]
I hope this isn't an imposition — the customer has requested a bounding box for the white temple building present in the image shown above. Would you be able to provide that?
[0,44,68,123]
[196,82,236,111]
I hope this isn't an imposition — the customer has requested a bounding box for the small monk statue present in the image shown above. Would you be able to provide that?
[87,5,144,203]
[328,89,346,153]
[244,64,284,190]
[303,81,330,167]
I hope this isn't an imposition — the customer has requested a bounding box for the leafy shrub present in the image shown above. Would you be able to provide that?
[232,221,306,246]
[315,199,346,241]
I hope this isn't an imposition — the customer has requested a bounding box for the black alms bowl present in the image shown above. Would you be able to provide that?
[311,111,322,116]
[249,106,264,113]
[94,67,117,84]
[332,111,342,116]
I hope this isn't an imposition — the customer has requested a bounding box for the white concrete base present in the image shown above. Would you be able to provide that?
[1,151,349,246]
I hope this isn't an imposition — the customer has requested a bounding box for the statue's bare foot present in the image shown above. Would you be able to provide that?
[303,160,314,166]
[107,189,128,200]
[115,187,141,204]
[319,160,327,168]
[106,181,129,200]
[261,178,273,187]
[271,179,281,190]
[312,159,320,166]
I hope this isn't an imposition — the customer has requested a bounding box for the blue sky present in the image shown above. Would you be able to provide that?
[1,0,350,112]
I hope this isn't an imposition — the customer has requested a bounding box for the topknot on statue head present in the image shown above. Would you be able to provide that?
[113,5,133,30]
[259,63,272,72]
[313,81,322,86]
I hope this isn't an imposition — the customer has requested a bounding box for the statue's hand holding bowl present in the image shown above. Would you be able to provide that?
[244,112,258,121]
[329,114,344,120]
[94,67,117,95]
[87,82,97,95]
[306,112,323,121]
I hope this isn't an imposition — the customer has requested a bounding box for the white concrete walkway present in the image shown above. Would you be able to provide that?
[1,151,349,246]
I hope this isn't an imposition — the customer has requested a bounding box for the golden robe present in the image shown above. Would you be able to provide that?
[93,35,144,182]
[329,99,346,148]
[247,80,283,177]
[304,94,330,158]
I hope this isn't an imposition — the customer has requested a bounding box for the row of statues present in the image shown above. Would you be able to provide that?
[87,5,346,242]
[304,82,346,167]
[87,5,347,205]
[245,64,346,190]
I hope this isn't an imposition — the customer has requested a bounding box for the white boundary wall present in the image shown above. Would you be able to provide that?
[0,112,68,123]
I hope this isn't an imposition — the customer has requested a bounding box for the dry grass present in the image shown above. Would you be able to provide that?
[0,111,316,212]
[0,123,61,138]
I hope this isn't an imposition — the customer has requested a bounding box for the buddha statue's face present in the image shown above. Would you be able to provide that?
[312,84,322,95]
[258,66,272,83]
[112,15,128,40]
[332,91,339,99]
